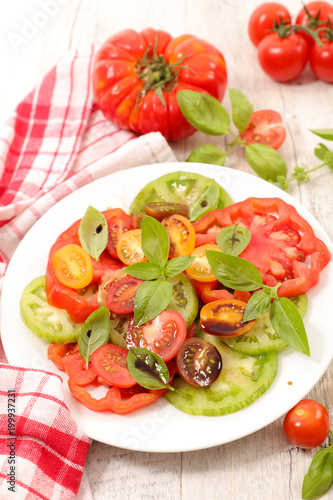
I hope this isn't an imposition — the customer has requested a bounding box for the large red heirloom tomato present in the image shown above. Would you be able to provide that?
[92,28,227,141]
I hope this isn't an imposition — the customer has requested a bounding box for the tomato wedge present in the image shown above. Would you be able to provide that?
[240,110,286,150]
[126,310,187,361]
[192,198,331,298]
[91,344,136,388]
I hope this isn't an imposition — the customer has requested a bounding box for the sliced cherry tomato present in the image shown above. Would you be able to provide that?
[200,299,256,337]
[192,198,331,298]
[296,1,333,47]
[283,399,331,449]
[106,276,143,314]
[162,214,196,259]
[52,244,93,289]
[186,244,223,282]
[248,3,291,47]
[176,337,222,387]
[104,208,133,259]
[91,344,136,388]
[240,110,286,150]
[144,202,189,221]
[126,310,187,361]
[116,229,146,265]
[257,32,309,82]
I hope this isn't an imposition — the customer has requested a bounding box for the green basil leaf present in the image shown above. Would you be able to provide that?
[270,297,310,356]
[216,225,251,256]
[314,143,333,169]
[126,261,162,280]
[78,307,110,369]
[164,256,195,278]
[127,348,173,391]
[243,290,271,322]
[177,90,231,136]
[78,206,108,261]
[229,88,254,133]
[302,447,333,499]
[245,143,287,182]
[134,279,173,326]
[310,128,333,141]
[141,216,169,264]
[186,144,226,166]
[189,180,220,221]
[206,250,263,291]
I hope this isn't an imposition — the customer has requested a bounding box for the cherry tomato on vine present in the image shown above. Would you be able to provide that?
[283,399,331,449]
[257,32,310,82]
[240,110,286,150]
[248,3,291,47]
[310,36,333,83]
[296,2,333,47]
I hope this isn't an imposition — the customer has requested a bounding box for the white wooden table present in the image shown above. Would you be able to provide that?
[2,1,333,499]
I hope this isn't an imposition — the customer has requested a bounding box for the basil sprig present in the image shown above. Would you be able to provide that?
[78,307,111,369]
[78,206,108,261]
[127,347,174,391]
[126,216,194,326]
[302,434,333,499]
[205,250,310,356]
[216,224,251,256]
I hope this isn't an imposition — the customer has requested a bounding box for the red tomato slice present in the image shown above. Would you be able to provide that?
[190,278,234,303]
[47,343,79,371]
[240,110,286,150]
[126,310,187,361]
[106,276,143,314]
[91,344,136,388]
[192,198,331,298]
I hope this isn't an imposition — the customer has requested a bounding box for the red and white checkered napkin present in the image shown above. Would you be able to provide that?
[0,46,176,499]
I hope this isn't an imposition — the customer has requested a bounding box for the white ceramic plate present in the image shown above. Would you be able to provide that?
[2,162,333,453]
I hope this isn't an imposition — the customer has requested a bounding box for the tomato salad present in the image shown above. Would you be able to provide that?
[20,172,331,416]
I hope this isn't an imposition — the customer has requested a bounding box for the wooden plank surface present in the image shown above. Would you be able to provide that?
[1,1,333,499]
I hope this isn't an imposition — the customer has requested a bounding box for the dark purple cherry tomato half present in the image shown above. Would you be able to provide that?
[144,202,189,221]
[176,337,222,387]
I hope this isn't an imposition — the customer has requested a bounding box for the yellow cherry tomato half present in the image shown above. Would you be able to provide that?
[52,244,93,289]
[116,229,146,265]
[186,244,223,282]
[162,214,196,259]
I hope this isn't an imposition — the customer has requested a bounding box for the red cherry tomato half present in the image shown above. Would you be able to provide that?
[283,399,331,449]
[91,344,137,388]
[240,110,286,150]
[257,32,310,82]
[248,2,291,47]
[126,310,187,362]
[106,275,143,314]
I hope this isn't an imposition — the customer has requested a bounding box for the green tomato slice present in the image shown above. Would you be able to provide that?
[221,294,308,355]
[166,273,199,328]
[165,334,278,416]
[20,276,83,344]
[129,171,233,222]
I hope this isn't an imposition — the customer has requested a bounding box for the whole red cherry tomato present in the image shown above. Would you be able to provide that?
[283,399,331,449]
[93,28,227,141]
[296,1,333,47]
[310,29,333,82]
[257,31,310,82]
[248,2,291,47]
